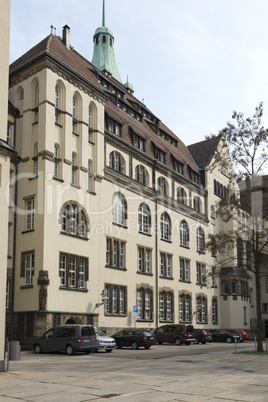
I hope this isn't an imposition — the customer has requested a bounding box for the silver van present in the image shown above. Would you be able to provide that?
[33,325,97,355]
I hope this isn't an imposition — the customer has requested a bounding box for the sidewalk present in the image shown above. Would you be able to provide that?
[0,343,268,401]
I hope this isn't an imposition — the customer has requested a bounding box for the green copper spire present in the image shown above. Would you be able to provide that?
[92,0,122,83]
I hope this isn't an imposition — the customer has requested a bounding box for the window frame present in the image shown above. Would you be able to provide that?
[106,237,126,269]
[105,284,126,315]
[59,252,88,290]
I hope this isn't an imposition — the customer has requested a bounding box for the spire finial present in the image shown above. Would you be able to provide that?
[102,0,105,27]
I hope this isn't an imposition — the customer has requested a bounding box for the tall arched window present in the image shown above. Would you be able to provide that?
[193,196,202,212]
[180,220,189,247]
[113,193,127,226]
[138,203,150,234]
[135,165,149,185]
[60,202,88,238]
[88,160,94,192]
[196,227,205,252]
[157,177,169,196]
[54,144,61,179]
[109,151,125,173]
[71,152,78,185]
[55,85,60,124]
[88,102,97,142]
[160,212,171,241]
[177,188,187,205]
[32,80,39,123]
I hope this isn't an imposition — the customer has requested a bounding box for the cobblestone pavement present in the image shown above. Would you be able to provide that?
[0,342,268,401]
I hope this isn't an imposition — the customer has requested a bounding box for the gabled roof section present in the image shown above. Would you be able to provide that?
[188,135,222,169]
[9,34,105,97]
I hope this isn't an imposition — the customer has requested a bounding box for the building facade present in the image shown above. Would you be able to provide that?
[4,3,258,348]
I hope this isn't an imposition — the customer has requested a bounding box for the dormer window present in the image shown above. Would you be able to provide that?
[174,159,183,175]
[108,117,121,137]
[190,170,199,184]
[155,147,165,164]
[133,134,145,151]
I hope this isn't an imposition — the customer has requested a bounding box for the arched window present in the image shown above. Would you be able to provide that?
[88,160,94,192]
[177,188,187,205]
[54,144,61,179]
[72,92,81,135]
[211,205,215,219]
[193,196,202,212]
[160,212,171,241]
[55,85,60,124]
[135,165,149,185]
[157,177,169,196]
[32,79,39,123]
[113,193,127,226]
[138,203,150,234]
[71,152,78,185]
[196,227,205,252]
[180,220,189,247]
[109,151,125,173]
[88,102,97,142]
[60,203,88,238]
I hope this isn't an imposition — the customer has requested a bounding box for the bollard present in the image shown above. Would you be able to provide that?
[9,341,21,361]
[234,336,237,353]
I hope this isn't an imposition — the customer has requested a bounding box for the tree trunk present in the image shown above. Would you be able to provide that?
[255,262,263,352]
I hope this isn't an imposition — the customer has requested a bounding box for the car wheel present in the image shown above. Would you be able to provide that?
[106,349,112,353]
[174,337,181,346]
[185,342,190,346]
[145,346,150,350]
[194,339,199,344]
[201,340,207,345]
[131,341,139,350]
[226,337,232,343]
[66,344,74,355]
[158,341,163,345]
[34,344,42,354]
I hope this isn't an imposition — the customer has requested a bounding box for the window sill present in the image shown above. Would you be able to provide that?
[104,313,126,317]
[138,231,152,237]
[72,132,79,137]
[59,286,88,292]
[196,282,207,286]
[22,229,35,234]
[20,285,33,289]
[179,279,191,284]
[112,222,128,229]
[197,250,206,254]
[60,231,89,241]
[159,276,174,280]
[160,238,172,244]
[159,320,174,323]
[55,122,63,128]
[180,244,190,249]
[87,190,96,195]
[137,271,153,276]
[136,319,154,323]
[70,183,81,189]
[53,176,64,182]
[29,175,38,181]
[105,265,127,271]
[32,121,38,126]
[88,140,95,145]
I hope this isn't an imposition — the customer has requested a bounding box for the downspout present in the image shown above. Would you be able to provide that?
[11,161,18,340]
[153,163,158,328]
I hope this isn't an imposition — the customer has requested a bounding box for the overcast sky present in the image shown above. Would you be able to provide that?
[9,0,268,146]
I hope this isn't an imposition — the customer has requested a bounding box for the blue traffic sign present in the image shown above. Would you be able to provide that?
[133,305,138,313]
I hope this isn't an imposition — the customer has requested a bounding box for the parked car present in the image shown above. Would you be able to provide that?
[153,324,196,345]
[94,328,116,352]
[224,329,250,342]
[112,329,156,350]
[33,325,97,355]
[208,329,240,343]
[194,329,212,344]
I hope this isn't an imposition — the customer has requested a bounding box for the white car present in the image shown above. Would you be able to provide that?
[95,328,116,352]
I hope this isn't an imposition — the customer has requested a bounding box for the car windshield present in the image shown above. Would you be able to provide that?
[95,329,106,336]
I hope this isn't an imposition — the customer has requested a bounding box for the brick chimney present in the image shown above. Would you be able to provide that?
[62,25,71,50]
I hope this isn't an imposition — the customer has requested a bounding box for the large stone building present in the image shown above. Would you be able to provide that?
[3,2,262,349]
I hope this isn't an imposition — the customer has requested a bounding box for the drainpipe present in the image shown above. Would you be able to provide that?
[11,161,18,340]
[155,196,158,328]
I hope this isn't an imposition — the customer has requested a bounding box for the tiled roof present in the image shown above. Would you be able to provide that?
[9,32,202,184]
[188,135,222,169]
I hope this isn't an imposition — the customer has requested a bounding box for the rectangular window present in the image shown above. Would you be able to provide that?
[59,253,88,290]
[105,284,126,315]
[174,160,183,175]
[21,252,35,286]
[106,237,126,269]
[137,288,153,320]
[196,297,207,323]
[108,117,121,137]
[160,252,172,278]
[133,134,145,151]
[179,294,191,322]
[196,263,206,285]
[179,258,190,282]
[25,198,35,231]
[263,304,268,313]
[137,246,152,274]
[155,148,165,164]
[159,292,173,321]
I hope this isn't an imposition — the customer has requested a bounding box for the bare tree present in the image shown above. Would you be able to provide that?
[207,103,268,352]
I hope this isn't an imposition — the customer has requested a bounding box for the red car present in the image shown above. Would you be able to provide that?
[224,329,250,342]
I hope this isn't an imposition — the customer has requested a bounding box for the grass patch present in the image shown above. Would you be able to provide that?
[236,350,267,355]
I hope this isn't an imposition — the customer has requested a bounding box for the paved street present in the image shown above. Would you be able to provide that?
[0,342,268,401]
